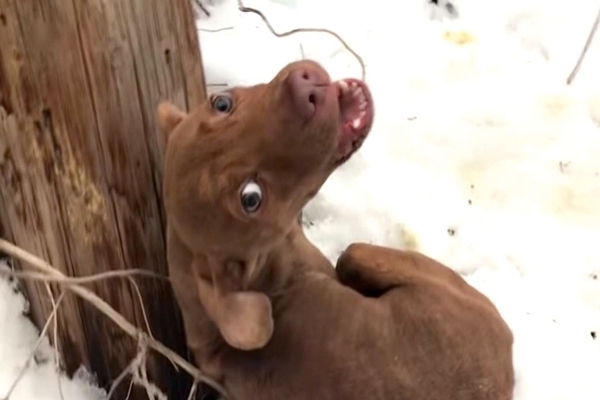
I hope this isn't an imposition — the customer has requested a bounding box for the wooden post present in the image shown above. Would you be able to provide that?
[0,0,207,398]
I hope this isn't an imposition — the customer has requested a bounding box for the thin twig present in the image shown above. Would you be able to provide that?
[0,268,169,285]
[236,0,366,80]
[0,238,229,398]
[567,6,600,85]
[200,27,234,33]
[195,0,211,17]
[125,379,135,400]
[2,263,168,374]
[127,338,168,400]
[44,283,65,400]
[127,275,184,377]
[186,380,199,400]
[107,349,140,399]
[128,277,155,341]
[1,291,66,400]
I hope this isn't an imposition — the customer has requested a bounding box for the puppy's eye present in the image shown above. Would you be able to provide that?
[240,180,262,214]
[211,94,233,113]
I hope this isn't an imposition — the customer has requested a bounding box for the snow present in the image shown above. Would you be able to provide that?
[0,260,107,400]
[1,0,599,398]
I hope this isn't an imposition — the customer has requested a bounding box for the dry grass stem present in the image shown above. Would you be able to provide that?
[186,380,199,400]
[0,268,169,285]
[125,379,135,400]
[236,0,366,80]
[108,338,168,400]
[0,238,228,399]
[107,345,142,399]
[200,27,234,32]
[194,0,210,17]
[44,283,65,400]
[128,277,156,341]
[567,5,600,84]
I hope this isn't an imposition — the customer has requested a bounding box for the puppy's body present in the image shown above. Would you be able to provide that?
[160,60,514,400]
[168,224,513,400]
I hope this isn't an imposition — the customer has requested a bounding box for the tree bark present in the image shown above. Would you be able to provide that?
[0,0,207,398]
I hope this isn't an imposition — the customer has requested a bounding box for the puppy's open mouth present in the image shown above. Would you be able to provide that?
[334,79,374,166]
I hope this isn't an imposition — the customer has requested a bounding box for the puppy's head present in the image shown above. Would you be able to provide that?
[159,60,375,350]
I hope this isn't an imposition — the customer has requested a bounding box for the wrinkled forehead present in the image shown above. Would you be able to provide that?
[174,94,285,167]
[196,86,293,147]
[206,62,293,99]
[206,59,326,98]
[179,59,333,172]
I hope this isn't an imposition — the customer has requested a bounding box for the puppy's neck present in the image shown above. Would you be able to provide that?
[167,221,336,368]
[250,224,337,296]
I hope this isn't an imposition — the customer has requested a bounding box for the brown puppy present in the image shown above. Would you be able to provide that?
[159,60,514,400]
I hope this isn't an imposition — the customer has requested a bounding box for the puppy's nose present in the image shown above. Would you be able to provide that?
[284,69,326,119]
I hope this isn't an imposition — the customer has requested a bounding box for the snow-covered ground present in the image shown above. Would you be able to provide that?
[2,0,600,398]
[0,259,107,400]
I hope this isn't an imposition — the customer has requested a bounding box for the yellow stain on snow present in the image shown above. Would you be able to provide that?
[443,30,476,45]
[397,224,419,251]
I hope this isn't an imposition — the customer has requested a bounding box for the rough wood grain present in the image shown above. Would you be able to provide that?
[0,0,207,398]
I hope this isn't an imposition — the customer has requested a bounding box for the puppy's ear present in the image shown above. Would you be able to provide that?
[194,258,274,351]
[157,102,187,144]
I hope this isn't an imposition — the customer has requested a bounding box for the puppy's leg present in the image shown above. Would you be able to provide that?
[335,243,471,297]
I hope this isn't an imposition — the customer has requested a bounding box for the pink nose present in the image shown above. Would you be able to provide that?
[284,69,327,119]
